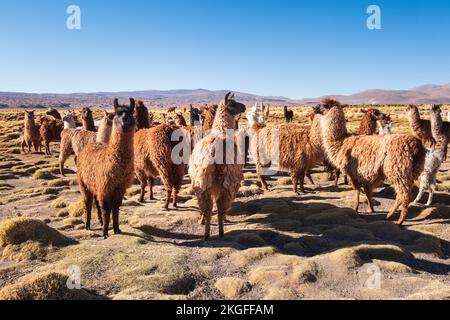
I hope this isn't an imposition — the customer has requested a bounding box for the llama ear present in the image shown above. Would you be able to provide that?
[113,98,120,111]
[224,92,232,103]
[129,98,136,112]
[360,109,367,114]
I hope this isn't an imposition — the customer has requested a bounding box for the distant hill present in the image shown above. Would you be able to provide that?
[297,83,450,105]
[0,89,294,109]
[1,84,450,109]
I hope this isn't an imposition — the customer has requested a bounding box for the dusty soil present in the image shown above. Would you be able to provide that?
[0,108,449,300]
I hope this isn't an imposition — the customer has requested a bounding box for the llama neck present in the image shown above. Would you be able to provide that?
[25,117,35,129]
[320,110,347,164]
[96,119,113,143]
[359,115,377,135]
[212,106,236,133]
[83,118,96,131]
[309,114,322,146]
[108,125,134,164]
[409,108,422,128]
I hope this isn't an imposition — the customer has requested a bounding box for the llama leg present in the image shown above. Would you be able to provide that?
[21,140,26,153]
[386,199,400,220]
[148,177,156,200]
[101,205,111,239]
[80,184,93,231]
[299,171,306,193]
[172,187,179,209]
[94,197,103,226]
[112,205,122,235]
[164,188,171,210]
[354,189,361,213]
[426,184,436,206]
[33,141,39,152]
[291,172,299,195]
[334,170,341,187]
[363,186,375,213]
[259,174,269,191]
[306,171,315,185]
[28,142,32,153]
[197,192,213,239]
[138,178,147,203]
[412,187,425,205]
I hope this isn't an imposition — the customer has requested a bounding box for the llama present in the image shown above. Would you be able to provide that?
[250,113,324,194]
[134,124,185,209]
[46,108,62,120]
[284,106,294,123]
[358,109,387,135]
[39,117,64,156]
[189,104,202,126]
[315,101,426,225]
[407,104,436,148]
[77,98,135,239]
[21,111,41,153]
[80,107,96,132]
[201,105,218,132]
[167,107,177,113]
[59,112,115,176]
[134,100,150,130]
[189,92,246,240]
[412,105,450,206]
[430,104,450,147]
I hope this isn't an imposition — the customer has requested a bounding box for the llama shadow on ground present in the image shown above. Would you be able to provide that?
[173,196,450,275]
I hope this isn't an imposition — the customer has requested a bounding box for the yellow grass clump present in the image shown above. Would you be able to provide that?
[0,272,95,300]
[0,218,74,247]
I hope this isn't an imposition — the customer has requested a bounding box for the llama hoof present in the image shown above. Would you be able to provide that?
[114,229,123,235]
[103,235,109,240]
[85,225,91,231]
[198,218,205,225]
[395,221,404,226]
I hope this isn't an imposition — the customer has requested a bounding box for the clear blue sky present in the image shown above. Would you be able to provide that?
[0,0,449,99]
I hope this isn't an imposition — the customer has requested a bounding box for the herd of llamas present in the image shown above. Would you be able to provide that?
[20,94,450,240]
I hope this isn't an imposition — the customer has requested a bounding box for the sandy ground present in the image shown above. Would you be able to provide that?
[0,108,449,300]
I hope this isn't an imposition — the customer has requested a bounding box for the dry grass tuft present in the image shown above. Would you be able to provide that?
[67,200,84,218]
[0,272,95,300]
[0,218,75,247]
[214,277,251,299]
[49,198,69,209]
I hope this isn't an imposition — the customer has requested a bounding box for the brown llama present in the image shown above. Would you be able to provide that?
[77,98,135,239]
[80,107,96,132]
[358,109,387,135]
[251,116,324,194]
[59,112,115,176]
[407,104,436,148]
[189,92,246,240]
[39,117,64,156]
[284,106,294,123]
[134,100,151,130]
[201,105,218,132]
[167,107,177,113]
[21,110,41,153]
[134,124,185,209]
[46,108,62,120]
[315,102,426,225]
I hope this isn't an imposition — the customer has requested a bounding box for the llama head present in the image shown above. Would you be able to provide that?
[431,104,442,113]
[175,112,187,126]
[46,108,61,119]
[222,92,246,116]
[25,110,35,119]
[81,107,93,120]
[113,98,135,132]
[314,100,345,128]
[407,104,419,116]
[103,111,115,127]
[62,113,77,128]
[361,109,385,121]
